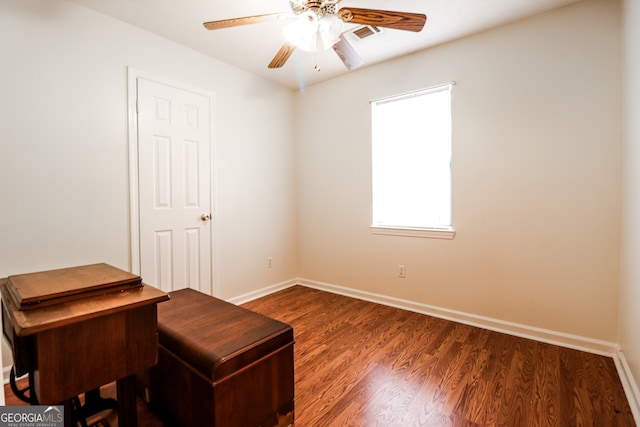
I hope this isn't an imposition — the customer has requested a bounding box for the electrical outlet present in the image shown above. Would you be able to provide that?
[398,265,406,278]
[267,257,273,268]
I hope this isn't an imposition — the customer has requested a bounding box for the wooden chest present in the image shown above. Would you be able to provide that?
[142,289,294,427]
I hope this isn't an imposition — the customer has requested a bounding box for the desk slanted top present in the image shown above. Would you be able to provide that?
[6,263,143,310]
[1,263,169,337]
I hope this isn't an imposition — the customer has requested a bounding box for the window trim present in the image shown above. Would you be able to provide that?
[369,82,455,105]
[370,82,455,240]
[370,225,456,239]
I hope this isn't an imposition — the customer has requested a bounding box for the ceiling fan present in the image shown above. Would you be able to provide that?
[203,0,427,70]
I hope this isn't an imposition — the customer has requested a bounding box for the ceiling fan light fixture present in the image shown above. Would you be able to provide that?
[283,10,320,52]
[318,14,343,49]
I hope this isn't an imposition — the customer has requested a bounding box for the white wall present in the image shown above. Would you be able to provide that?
[620,0,640,413]
[0,0,298,298]
[295,0,622,342]
[0,0,633,406]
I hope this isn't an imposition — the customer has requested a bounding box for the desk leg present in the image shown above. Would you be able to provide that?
[63,401,73,427]
[116,375,137,427]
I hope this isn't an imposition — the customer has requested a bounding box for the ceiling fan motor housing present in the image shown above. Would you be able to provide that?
[290,0,339,17]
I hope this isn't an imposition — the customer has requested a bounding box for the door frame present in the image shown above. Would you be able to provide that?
[127,67,218,295]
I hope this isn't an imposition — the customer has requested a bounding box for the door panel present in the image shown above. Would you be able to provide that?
[137,78,212,294]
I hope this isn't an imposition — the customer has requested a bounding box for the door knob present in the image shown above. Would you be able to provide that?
[201,213,212,222]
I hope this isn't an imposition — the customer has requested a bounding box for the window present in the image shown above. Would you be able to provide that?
[371,83,454,239]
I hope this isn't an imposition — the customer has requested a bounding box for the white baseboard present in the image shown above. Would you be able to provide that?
[2,366,10,386]
[226,278,299,305]
[614,348,640,425]
[3,358,29,386]
[297,278,618,356]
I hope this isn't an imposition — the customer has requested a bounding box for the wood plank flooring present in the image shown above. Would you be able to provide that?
[5,285,635,426]
[243,286,634,426]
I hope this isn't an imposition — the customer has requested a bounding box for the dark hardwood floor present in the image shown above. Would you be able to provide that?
[243,286,634,426]
[5,285,635,426]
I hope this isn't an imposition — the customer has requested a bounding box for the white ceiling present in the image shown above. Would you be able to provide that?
[67,0,582,90]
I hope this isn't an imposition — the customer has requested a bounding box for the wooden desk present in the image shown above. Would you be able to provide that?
[1,269,169,427]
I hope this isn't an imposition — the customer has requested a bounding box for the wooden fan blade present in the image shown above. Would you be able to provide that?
[333,35,363,70]
[203,13,284,30]
[340,8,426,32]
[268,42,296,68]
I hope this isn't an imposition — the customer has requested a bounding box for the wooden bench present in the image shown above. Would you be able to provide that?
[140,288,294,427]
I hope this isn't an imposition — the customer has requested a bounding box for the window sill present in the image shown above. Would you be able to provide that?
[370,226,456,240]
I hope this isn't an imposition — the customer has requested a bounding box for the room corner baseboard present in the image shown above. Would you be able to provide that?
[226,278,299,306]
[613,347,640,425]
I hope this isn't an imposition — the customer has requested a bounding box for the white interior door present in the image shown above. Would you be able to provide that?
[136,77,213,294]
